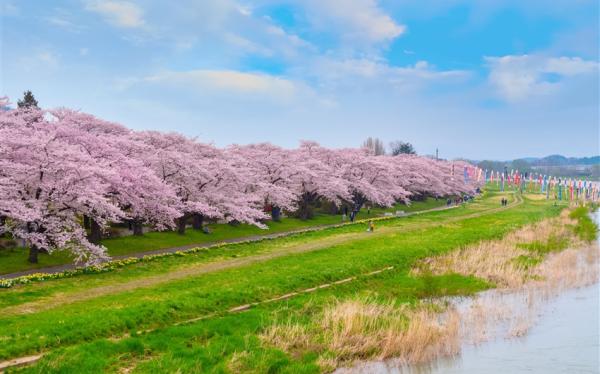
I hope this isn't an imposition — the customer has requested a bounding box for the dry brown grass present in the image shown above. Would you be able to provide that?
[260,299,461,371]
[260,321,314,353]
[454,241,599,345]
[227,351,252,373]
[412,210,583,289]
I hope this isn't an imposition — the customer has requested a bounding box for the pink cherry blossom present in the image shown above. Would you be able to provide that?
[0,98,481,264]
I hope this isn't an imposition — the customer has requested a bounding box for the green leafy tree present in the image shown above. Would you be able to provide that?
[389,140,416,155]
[17,90,39,109]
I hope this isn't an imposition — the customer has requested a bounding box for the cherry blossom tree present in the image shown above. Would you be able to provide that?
[386,155,456,198]
[292,142,351,219]
[226,143,302,221]
[0,96,482,266]
[190,141,268,228]
[50,109,182,239]
[135,131,267,234]
[335,149,411,210]
[0,106,124,263]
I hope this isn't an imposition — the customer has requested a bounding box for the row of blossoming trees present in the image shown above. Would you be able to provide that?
[0,99,480,264]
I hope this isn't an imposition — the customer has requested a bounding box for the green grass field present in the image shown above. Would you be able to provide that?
[0,189,577,373]
[0,198,446,275]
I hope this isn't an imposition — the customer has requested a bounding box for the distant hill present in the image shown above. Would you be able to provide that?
[528,155,600,166]
[474,155,600,179]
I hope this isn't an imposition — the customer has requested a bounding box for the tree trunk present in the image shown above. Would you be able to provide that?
[352,194,365,213]
[271,206,281,222]
[83,215,90,230]
[132,219,143,236]
[177,216,187,235]
[297,204,312,220]
[192,214,204,230]
[88,219,102,244]
[329,204,339,215]
[28,245,39,264]
[295,192,316,220]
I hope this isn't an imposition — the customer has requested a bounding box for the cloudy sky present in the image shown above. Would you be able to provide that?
[1,0,598,159]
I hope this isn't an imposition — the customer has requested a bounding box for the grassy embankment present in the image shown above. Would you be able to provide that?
[0,199,446,275]
[0,189,576,373]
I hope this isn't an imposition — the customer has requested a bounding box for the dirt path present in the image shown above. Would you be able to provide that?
[2,194,521,316]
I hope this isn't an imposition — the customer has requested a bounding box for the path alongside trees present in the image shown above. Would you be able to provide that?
[0,96,482,267]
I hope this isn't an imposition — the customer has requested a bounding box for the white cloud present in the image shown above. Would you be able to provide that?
[236,4,252,16]
[544,56,598,75]
[97,1,312,61]
[308,58,469,91]
[305,0,406,44]
[141,69,301,99]
[223,33,273,56]
[86,1,144,28]
[16,50,61,72]
[486,54,598,102]
[45,9,84,33]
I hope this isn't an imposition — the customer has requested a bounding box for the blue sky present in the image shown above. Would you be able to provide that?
[1,0,598,159]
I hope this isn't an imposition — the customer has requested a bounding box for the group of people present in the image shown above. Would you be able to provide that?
[446,196,472,206]
[501,198,508,206]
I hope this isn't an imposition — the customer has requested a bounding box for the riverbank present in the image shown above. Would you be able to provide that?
[334,208,599,373]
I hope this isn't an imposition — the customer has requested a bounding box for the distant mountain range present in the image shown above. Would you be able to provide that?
[474,155,600,166]
[473,155,600,178]
[520,155,600,166]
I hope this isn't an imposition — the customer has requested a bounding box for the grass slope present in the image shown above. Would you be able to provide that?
[0,199,446,275]
[0,191,564,373]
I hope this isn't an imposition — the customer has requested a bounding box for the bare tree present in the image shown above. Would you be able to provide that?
[362,137,386,156]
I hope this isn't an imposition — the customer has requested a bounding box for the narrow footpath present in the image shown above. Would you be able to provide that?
[1,203,463,280]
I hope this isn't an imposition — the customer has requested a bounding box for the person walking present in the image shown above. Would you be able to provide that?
[367,220,374,232]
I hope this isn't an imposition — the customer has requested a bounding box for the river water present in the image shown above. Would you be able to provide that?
[338,212,600,374]
[435,283,600,374]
